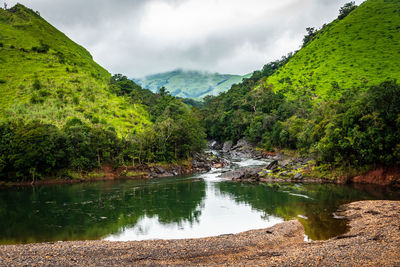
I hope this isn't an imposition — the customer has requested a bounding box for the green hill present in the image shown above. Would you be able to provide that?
[202,0,400,170]
[0,4,150,134]
[0,4,207,181]
[135,70,251,99]
[267,0,400,98]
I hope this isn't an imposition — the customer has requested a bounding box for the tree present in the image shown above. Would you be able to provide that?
[302,27,316,47]
[0,121,67,181]
[158,86,170,97]
[338,2,357,20]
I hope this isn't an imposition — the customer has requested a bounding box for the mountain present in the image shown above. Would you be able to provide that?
[134,70,251,99]
[267,0,400,98]
[0,4,150,134]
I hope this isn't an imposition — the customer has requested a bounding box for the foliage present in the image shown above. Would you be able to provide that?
[0,4,207,181]
[0,120,67,180]
[202,0,400,173]
[124,90,206,164]
[201,54,295,143]
[0,94,207,181]
[203,76,400,168]
[313,80,400,166]
[338,2,357,20]
[302,27,316,48]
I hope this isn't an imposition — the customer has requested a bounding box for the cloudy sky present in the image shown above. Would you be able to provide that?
[6,0,364,78]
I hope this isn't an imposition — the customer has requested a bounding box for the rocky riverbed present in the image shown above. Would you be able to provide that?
[215,138,319,183]
[0,200,398,266]
[215,138,400,186]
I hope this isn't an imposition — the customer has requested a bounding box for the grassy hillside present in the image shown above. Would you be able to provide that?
[135,69,251,99]
[267,0,400,98]
[0,4,207,181]
[0,4,150,134]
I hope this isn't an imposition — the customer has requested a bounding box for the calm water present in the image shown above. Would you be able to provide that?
[0,157,399,244]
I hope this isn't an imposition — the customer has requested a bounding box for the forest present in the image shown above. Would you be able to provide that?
[0,75,205,181]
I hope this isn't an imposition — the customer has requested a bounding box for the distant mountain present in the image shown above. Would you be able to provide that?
[134,70,251,99]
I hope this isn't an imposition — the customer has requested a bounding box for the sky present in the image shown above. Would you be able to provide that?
[5,0,365,78]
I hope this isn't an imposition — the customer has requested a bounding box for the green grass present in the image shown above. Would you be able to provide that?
[0,4,151,135]
[135,69,251,99]
[267,0,400,99]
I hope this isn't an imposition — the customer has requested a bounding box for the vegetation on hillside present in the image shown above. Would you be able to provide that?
[0,4,151,135]
[267,0,400,98]
[202,0,400,171]
[0,5,205,182]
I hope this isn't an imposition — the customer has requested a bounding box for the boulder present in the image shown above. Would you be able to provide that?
[232,138,250,150]
[208,140,222,150]
[154,166,165,174]
[266,160,278,170]
[222,141,233,153]
[220,167,262,180]
[294,173,303,180]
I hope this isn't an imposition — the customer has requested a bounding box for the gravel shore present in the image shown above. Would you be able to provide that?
[0,200,399,266]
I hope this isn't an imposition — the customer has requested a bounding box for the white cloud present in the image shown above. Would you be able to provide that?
[5,0,366,77]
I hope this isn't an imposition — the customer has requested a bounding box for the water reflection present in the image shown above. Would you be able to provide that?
[216,182,400,240]
[0,177,206,244]
[106,183,282,241]
[0,169,399,244]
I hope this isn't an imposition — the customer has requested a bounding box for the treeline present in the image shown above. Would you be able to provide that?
[0,75,205,181]
[202,65,400,168]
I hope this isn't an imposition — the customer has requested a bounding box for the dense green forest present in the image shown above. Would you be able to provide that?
[0,5,205,181]
[201,0,400,171]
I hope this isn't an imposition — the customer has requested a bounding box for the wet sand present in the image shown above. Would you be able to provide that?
[0,200,399,266]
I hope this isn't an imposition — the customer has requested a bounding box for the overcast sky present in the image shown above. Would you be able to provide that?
[6,0,364,77]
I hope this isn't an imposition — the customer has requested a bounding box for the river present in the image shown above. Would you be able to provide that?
[0,155,399,244]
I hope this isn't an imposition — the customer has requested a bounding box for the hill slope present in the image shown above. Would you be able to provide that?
[201,0,400,170]
[0,4,149,134]
[268,0,400,97]
[135,70,251,99]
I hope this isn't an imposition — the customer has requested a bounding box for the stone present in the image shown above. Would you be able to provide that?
[154,166,165,174]
[232,138,250,150]
[294,173,303,180]
[278,159,291,167]
[266,160,278,170]
[273,153,284,161]
[222,141,233,153]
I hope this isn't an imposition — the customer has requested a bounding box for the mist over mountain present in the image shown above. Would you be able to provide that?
[134,69,251,99]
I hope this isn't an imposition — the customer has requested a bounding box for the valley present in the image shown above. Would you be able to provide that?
[0,0,399,265]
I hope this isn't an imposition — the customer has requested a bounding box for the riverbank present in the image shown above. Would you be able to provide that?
[0,151,229,187]
[216,138,400,187]
[2,138,399,187]
[0,200,398,266]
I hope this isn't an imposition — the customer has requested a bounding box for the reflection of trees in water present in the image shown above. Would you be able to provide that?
[216,182,400,240]
[0,178,206,244]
